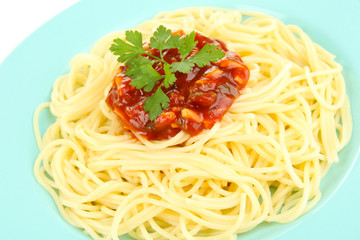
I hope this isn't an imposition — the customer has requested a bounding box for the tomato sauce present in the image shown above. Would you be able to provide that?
[106,31,249,140]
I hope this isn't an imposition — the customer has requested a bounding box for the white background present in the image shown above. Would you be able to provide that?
[0,0,79,64]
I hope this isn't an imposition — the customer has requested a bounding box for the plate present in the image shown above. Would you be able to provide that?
[0,0,359,239]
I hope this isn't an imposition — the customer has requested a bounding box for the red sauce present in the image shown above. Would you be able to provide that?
[106,31,249,140]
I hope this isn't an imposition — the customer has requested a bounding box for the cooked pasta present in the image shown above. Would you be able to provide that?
[34,7,352,240]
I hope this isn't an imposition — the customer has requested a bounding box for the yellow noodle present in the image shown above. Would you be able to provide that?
[34,7,352,240]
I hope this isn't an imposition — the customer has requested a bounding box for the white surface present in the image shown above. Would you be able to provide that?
[0,0,79,64]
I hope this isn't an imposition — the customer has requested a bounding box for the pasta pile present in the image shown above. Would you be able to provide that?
[34,7,352,240]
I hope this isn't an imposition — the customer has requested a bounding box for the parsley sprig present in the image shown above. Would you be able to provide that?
[110,25,225,120]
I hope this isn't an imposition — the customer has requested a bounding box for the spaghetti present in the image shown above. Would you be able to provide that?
[34,7,352,240]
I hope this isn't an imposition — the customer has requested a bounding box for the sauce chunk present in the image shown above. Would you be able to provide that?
[106,31,249,140]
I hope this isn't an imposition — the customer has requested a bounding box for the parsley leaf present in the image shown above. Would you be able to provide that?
[125,30,144,49]
[144,87,170,121]
[178,31,197,60]
[125,56,153,76]
[164,34,182,50]
[150,25,183,55]
[189,44,225,67]
[110,31,145,63]
[171,43,224,73]
[129,65,163,92]
[170,60,195,74]
[163,63,177,87]
[110,25,225,120]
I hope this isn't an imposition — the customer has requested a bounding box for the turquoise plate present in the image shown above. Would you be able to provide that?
[0,0,359,239]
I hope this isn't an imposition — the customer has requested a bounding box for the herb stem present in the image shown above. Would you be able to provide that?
[159,50,165,62]
[146,53,162,62]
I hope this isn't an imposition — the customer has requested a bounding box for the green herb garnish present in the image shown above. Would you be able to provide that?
[110,25,225,120]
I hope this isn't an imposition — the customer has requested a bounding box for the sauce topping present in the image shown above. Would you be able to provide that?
[106,31,249,140]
